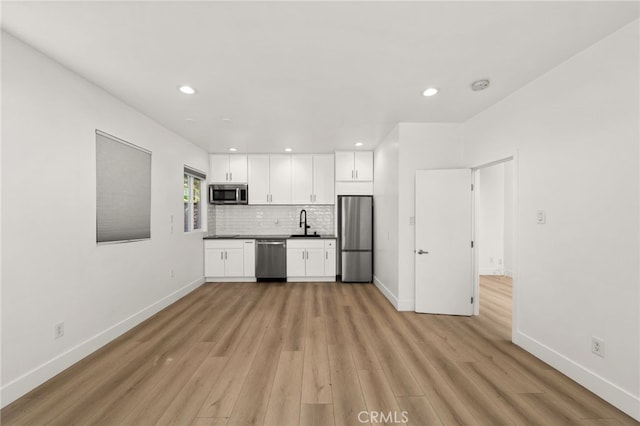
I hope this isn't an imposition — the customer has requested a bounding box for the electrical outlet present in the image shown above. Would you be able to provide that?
[591,336,605,357]
[536,210,546,224]
[54,322,64,339]
[409,216,415,225]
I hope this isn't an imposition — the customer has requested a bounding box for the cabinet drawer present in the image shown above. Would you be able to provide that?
[286,239,325,249]
[204,239,247,249]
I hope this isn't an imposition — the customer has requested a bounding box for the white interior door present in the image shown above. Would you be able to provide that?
[415,169,473,315]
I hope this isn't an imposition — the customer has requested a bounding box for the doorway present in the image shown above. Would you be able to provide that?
[473,158,515,340]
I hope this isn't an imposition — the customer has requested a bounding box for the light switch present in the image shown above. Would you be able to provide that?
[536,210,546,224]
[409,216,415,225]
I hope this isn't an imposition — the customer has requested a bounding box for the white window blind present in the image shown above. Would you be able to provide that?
[96,130,151,243]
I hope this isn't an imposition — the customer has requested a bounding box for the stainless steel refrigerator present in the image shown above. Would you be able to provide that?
[338,195,373,282]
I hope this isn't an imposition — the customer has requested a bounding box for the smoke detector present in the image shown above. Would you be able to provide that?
[471,79,490,91]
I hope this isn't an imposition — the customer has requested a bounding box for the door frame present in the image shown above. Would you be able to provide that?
[471,152,519,344]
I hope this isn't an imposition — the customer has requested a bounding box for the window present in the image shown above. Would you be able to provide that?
[96,130,151,243]
[184,166,206,232]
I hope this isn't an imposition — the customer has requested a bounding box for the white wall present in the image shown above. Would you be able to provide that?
[478,163,505,275]
[463,21,639,419]
[397,123,464,310]
[373,126,399,305]
[1,33,209,406]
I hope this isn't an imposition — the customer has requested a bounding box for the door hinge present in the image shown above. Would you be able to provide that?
[471,241,474,248]
[471,296,474,304]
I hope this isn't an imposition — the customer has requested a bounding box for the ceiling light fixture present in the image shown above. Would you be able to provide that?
[222,118,232,123]
[184,118,196,122]
[178,85,197,95]
[228,147,237,152]
[355,142,364,147]
[471,79,490,91]
[284,148,293,152]
[422,87,439,97]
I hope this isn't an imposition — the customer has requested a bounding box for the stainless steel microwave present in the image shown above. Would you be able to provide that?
[209,184,248,205]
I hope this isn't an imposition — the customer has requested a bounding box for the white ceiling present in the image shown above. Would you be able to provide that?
[2,1,638,153]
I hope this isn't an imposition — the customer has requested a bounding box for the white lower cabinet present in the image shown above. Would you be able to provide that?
[204,239,256,281]
[286,239,336,281]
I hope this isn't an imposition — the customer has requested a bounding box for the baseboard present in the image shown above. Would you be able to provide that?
[372,276,414,311]
[1,276,205,408]
[205,277,257,282]
[517,331,640,421]
[286,277,334,282]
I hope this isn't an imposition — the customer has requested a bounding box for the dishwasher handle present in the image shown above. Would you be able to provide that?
[257,241,286,245]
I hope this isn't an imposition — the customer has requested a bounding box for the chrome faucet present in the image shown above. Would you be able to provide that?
[299,209,311,236]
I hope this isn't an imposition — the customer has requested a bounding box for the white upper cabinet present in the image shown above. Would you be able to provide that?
[291,154,334,204]
[228,155,248,182]
[248,153,334,205]
[291,155,314,204]
[269,155,292,204]
[335,151,354,181]
[335,151,373,181]
[354,151,373,181]
[313,154,335,204]
[248,154,292,204]
[209,154,247,183]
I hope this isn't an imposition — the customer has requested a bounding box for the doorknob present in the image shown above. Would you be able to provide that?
[417,249,428,255]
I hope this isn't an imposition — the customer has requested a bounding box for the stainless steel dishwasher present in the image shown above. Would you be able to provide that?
[255,239,287,281]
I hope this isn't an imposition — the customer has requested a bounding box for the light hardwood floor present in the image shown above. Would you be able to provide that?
[2,277,637,425]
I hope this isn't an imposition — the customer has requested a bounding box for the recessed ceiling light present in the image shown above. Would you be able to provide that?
[228,147,237,152]
[422,87,439,97]
[471,79,490,91]
[284,148,293,152]
[222,118,232,123]
[178,85,197,95]
[185,118,196,122]
[355,142,364,147]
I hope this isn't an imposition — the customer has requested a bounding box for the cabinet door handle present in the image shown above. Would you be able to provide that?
[356,170,358,179]
[310,194,313,202]
[220,251,223,260]
[302,251,305,260]
[352,170,354,179]
[230,172,232,181]
[267,194,269,203]
[225,251,228,260]
[225,172,228,181]
[325,251,328,260]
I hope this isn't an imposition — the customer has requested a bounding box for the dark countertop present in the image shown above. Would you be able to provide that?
[204,234,336,240]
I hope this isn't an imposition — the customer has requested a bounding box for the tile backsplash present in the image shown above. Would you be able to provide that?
[208,204,335,236]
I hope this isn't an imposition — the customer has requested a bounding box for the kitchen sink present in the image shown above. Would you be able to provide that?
[289,234,321,238]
